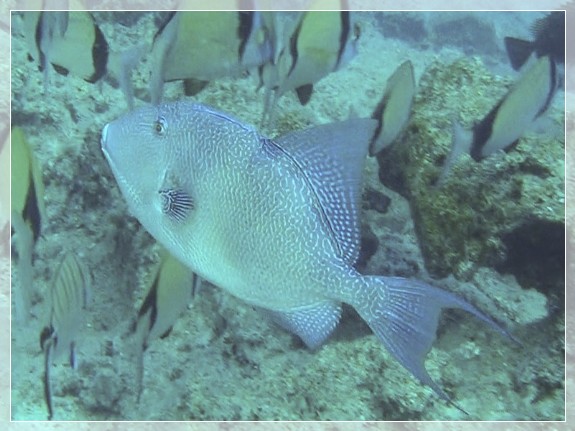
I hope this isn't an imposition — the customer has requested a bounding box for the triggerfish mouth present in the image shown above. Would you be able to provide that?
[101,101,514,411]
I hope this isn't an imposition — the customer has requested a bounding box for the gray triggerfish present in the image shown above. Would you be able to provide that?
[149,11,274,104]
[132,248,196,401]
[439,55,558,184]
[504,11,565,71]
[40,253,91,420]
[369,60,416,156]
[101,101,514,411]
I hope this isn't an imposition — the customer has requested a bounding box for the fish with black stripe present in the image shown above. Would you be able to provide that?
[504,11,565,71]
[40,252,91,420]
[438,55,559,185]
[259,5,360,124]
[132,248,197,401]
[11,127,46,322]
[22,11,140,108]
[369,60,416,155]
[149,11,274,104]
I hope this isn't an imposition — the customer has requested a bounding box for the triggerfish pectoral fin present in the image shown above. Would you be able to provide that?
[266,302,342,350]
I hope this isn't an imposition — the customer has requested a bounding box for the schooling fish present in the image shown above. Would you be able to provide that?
[11,127,46,322]
[24,11,108,84]
[23,11,140,108]
[259,8,360,124]
[504,11,565,71]
[133,248,196,400]
[439,55,558,184]
[102,101,513,410]
[149,11,273,104]
[40,253,91,420]
[369,60,416,156]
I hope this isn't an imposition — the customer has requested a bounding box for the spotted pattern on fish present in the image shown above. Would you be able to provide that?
[102,101,514,409]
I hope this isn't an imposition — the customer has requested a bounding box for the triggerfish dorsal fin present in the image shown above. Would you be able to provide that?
[276,118,377,265]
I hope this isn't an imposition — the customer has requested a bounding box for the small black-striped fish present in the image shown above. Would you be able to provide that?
[11,127,45,245]
[259,6,360,124]
[22,11,140,108]
[369,60,416,155]
[133,248,196,401]
[11,127,45,322]
[439,55,558,185]
[149,11,274,104]
[40,252,91,420]
[24,11,109,85]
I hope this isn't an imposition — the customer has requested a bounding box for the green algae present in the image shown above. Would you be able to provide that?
[377,57,565,285]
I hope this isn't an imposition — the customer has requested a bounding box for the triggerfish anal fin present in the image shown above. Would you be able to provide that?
[133,249,195,401]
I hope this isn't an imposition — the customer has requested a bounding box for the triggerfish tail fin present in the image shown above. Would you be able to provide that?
[504,37,534,71]
[354,276,515,410]
[436,121,471,186]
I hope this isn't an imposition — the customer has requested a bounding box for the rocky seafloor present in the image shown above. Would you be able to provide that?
[10,11,564,420]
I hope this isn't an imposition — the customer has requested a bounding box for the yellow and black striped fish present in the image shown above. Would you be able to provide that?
[439,55,558,184]
[369,60,416,156]
[11,127,46,322]
[11,127,45,245]
[132,249,196,400]
[259,4,360,124]
[23,11,109,85]
[149,11,274,104]
[40,252,91,420]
